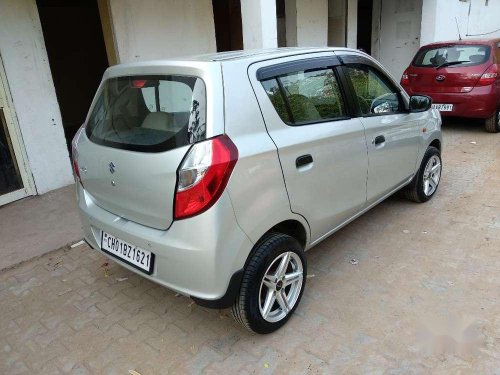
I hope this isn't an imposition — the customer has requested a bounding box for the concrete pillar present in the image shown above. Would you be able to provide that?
[240,0,278,49]
[419,0,438,46]
[285,0,328,47]
[0,0,73,194]
[328,0,347,47]
[285,0,298,46]
[371,0,381,58]
[108,0,217,62]
[346,0,357,48]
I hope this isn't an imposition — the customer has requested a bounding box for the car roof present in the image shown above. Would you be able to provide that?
[421,38,500,48]
[106,47,360,70]
[103,47,372,80]
[180,47,337,61]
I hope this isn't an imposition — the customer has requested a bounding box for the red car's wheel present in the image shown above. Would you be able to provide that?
[485,106,500,133]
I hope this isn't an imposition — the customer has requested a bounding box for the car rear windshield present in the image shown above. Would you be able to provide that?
[412,44,491,68]
[86,75,206,152]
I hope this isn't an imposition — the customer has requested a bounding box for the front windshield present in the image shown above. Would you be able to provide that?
[412,44,490,68]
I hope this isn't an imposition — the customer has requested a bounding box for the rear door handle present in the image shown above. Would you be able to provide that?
[373,135,385,145]
[296,154,313,168]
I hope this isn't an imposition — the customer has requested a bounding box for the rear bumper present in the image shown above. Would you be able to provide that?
[76,184,253,308]
[405,85,499,119]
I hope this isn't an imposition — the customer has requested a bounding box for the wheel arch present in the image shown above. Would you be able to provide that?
[429,138,441,151]
[267,219,308,249]
[243,219,309,268]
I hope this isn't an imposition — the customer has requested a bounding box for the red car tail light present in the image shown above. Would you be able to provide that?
[401,69,410,86]
[477,64,499,86]
[174,135,238,220]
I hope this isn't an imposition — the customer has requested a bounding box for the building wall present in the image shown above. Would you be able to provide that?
[328,0,346,47]
[296,0,328,46]
[346,0,357,48]
[240,0,277,49]
[421,0,500,45]
[109,0,217,62]
[285,0,298,46]
[374,0,423,80]
[0,0,73,194]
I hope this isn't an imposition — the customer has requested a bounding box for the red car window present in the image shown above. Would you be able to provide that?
[413,44,491,68]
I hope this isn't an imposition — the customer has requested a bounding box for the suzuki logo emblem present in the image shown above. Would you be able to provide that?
[436,75,446,82]
[109,162,115,174]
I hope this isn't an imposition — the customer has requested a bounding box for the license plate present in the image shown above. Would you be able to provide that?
[432,103,453,112]
[101,231,154,274]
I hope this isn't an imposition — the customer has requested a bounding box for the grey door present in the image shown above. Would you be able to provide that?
[338,54,420,202]
[250,55,368,243]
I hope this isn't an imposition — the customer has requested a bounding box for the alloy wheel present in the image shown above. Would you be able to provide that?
[423,155,441,196]
[258,251,304,323]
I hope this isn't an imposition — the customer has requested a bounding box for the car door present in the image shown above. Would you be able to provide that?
[336,52,421,203]
[249,54,368,243]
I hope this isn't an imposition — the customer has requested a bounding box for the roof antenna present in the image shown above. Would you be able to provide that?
[455,17,463,40]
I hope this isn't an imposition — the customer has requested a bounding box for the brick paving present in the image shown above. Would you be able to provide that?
[1,122,500,374]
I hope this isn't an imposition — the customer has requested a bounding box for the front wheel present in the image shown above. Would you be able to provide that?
[232,233,306,334]
[403,146,442,203]
[485,106,500,133]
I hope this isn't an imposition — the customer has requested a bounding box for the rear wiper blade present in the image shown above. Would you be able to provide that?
[436,60,470,69]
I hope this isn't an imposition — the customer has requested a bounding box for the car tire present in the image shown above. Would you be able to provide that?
[403,146,442,203]
[485,107,500,133]
[231,232,307,334]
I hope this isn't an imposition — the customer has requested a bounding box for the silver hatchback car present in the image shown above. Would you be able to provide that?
[73,48,442,334]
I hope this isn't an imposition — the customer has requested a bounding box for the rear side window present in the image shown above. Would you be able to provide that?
[262,68,346,125]
[86,75,206,152]
[413,44,491,68]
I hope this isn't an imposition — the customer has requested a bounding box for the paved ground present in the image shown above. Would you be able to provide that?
[0,185,82,270]
[1,121,499,374]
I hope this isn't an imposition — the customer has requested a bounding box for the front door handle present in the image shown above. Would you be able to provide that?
[296,154,313,168]
[373,135,385,145]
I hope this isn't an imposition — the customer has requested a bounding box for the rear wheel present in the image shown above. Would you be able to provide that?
[232,233,306,334]
[485,106,500,133]
[403,146,442,203]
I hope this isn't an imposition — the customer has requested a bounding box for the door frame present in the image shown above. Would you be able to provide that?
[0,53,35,206]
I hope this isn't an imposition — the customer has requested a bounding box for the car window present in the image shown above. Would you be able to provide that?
[262,68,346,125]
[86,75,206,152]
[413,44,491,67]
[345,64,401,116]
[141,81,193,113]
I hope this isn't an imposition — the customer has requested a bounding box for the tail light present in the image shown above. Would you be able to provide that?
[477,64,498,86]
[174,135,238,220]
[401,69,410,86]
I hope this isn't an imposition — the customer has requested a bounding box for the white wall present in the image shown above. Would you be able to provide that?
[285,0,328,47]
[0,0,74,194]
[296,0,328,46]
[241,0,278,49]
[109,0,217,62]
[285,0,298,46]
[375,0,423,80]
[346,0,357,48]
[421,0,500,45]
[328,0,346,47]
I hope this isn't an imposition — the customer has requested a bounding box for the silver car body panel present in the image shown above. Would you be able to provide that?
[78,62,225,230]
[220,56,312,247]
[77,182,252,299]
[247,52,369,242]
[75,47,442,301]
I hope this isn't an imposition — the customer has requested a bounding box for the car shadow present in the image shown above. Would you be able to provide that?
[441,117,485,134]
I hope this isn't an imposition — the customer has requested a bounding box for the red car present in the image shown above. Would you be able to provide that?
[401,38,500,133]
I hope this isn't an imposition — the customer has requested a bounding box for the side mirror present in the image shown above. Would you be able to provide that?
[409,95,432,113]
